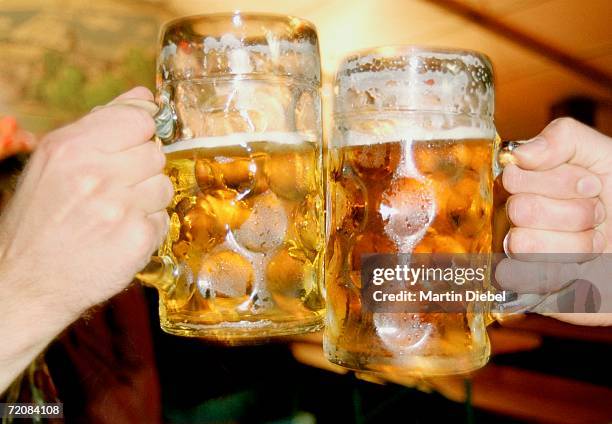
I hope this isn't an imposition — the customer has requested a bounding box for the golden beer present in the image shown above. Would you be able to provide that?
[325,137,493,374]
[157,134,324,340]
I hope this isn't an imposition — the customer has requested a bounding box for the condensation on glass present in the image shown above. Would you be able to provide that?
[325,46,497,375]
[142,13,325,342]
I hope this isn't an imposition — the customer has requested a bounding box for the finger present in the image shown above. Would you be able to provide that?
[110,142,166,186]
[112,86,154,102]
[507,194,605,231]
[79,104,156,152]
[495,258,580,294]
[505,227,606,257]
[106,99,158,116]
[503,163,602,199]
[510,117,612,172]
[148,210,170,249]
[91,87,156,113]
[131,174,173,214]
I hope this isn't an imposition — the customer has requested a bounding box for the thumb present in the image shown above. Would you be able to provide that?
[511,117,612,173]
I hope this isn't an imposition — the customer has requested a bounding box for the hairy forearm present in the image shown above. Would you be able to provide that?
[0,259,79,394]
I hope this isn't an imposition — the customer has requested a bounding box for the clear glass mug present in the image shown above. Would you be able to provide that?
[138,13,325,343]
[324,46,523,376]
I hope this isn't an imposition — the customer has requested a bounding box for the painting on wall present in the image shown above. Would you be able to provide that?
[0,0,173,134]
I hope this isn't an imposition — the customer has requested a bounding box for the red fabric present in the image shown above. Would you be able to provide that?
[0,116,34,160]
[47,285,162,424]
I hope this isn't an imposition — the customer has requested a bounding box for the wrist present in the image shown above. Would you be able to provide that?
[0,259,80,391]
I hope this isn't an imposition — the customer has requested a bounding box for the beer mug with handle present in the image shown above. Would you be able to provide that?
[137,13,325,343]
[324,46,534,376]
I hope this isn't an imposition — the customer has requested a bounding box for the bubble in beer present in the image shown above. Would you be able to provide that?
[234,190,288,252]
[197,250,254,298]
[379,177,435,244]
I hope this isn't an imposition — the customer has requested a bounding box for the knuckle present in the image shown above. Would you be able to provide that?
[97,200,127,224]
[76,172,104,196]
[548,117,579,137]
[130,86,154,100]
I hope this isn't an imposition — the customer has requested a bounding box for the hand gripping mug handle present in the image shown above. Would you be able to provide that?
[111,93,182,296]
[490,135,549,318]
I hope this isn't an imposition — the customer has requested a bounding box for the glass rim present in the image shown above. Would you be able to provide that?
[160,11,318,34]
[336,44,493,73]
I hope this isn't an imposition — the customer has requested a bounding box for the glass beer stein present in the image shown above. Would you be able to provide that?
[139,13,325,342]
[325,46,504,375]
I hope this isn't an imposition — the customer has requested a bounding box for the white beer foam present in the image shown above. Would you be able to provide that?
[336,51,488,85]
[335,49,493,118]
[162,131,316,154]
[343,126,495,146]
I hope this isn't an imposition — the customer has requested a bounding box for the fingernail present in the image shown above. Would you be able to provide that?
[503,232,511,255]
[513,137,548,159]
[594,200,606,225]
[576,175,602,197]
[592,230,606,253]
